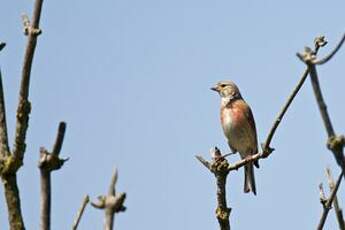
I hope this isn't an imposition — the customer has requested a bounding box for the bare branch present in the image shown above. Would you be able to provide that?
[39,122,68,230]
[108,168,118,196]
[91,168,126,230]
[309,64,345,172]
[72,195,90,230]
[262,36,325,157]
[317,171,344,230]
[52,122,66,156]
[40,164,51,230]
[13,0,44,164]
[297,36,345,175]
[0,69,10,159]
[314,33,345,65]
[196,148,231,230]
[326,168,345,230]
[0,1,46,229]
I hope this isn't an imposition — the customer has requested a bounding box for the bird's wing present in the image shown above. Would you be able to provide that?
[244,104,258,153]
[244,102,260,168]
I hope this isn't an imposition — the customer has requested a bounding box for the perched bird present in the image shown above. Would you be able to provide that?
[211,80,259,195]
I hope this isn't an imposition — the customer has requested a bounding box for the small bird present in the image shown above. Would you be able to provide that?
[211,80,259,195]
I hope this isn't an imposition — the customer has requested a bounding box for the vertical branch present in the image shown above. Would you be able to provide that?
[0,1,45,228]
[2,174,25,230]
[38,122,68,230]
[196,147,231,230]
[40,167,51,230]
[12,0,44,164]
[0,69,10,158]
[105,169,118,229]
[91,168,126,230]
[215,175,231,230]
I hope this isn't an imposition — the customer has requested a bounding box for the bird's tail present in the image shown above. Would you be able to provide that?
[244,163,256,195]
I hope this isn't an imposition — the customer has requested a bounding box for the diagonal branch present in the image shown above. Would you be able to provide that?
[261,36,326,157]
[317,171,343,230]
[326,168,345,230]
[72,195,90,230]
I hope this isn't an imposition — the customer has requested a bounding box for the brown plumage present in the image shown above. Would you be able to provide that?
[212,80,259,195]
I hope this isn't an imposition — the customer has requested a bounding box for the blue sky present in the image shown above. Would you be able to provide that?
[1,0,344,229]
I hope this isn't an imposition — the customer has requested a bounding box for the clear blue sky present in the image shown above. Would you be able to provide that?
[1,0,344,229]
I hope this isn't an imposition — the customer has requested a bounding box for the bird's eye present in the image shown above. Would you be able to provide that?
[221,84,226,88]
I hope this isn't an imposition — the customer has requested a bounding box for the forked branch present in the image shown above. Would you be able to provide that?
[317,171,343,230]
[91,168,126,230]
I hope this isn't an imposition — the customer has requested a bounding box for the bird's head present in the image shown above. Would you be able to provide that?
[211,80,241,99]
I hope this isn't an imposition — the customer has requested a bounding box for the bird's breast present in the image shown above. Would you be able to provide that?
[221,105,254,155]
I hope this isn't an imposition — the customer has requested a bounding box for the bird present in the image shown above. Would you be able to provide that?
[211,80,259,195]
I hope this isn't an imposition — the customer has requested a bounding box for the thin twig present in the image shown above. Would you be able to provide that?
[317,171,344,230]
[39,122,68,230]
[326,168,345,230]
[72,195,90,230]
[196,147,231,230]
[314,33,345,65]
[261,36,324,157]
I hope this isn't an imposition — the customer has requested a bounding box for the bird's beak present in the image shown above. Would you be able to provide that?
[210,86,219,92]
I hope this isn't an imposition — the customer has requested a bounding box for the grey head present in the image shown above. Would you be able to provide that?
[211,80,242,99]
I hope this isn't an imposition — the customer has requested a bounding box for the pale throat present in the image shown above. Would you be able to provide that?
[221,96,231,107]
